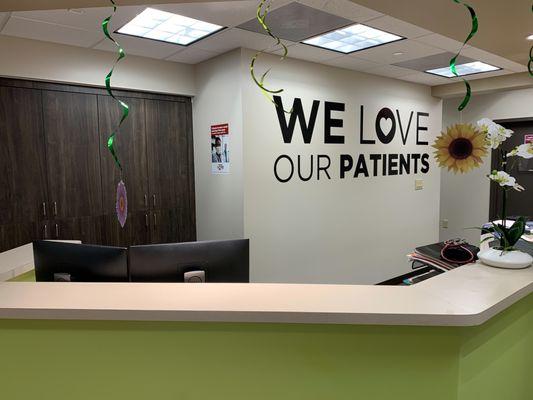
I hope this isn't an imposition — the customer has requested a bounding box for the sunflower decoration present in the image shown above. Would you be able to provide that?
[432,123,489,174]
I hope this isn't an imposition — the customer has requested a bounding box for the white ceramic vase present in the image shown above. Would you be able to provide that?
[477,248,533,270]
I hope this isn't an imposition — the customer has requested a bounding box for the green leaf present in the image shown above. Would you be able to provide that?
[507,217,526,246]
[491,223,509,249]
[465,226,496,233]
[480,235,495,244]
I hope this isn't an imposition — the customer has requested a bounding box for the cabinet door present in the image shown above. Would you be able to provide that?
[178,206,195,242]
[0,86,48,225]
[42,91,102,219]
[98,95,149,215]
[149,209,180,244]
[145,99,190,211]
[184,101,197,241]
[49,216,104,245]
[103,212,150,247]
[0,223,36,253]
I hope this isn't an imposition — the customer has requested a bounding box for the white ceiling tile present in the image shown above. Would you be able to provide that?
[399,72,450,86]
[3,16,103,48]
[165,47,220,64]
[297,0,330,10]
[11,6,144,33]
[93,33,183,59]
[194,28,288,53]
[414,33,468,53]
[322,0,382,22]
[274,42,341,62]
[354,39,444,64]
[322,55,380,71]
[12,8,112,32]
[0,12,11,31]
[151,1,261,29]
[365,15,432,39]
[365,64,414,78]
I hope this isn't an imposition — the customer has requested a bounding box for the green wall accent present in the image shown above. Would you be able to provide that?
[458,293,533,400]
[0,294,531,400]
[7,269,35,282]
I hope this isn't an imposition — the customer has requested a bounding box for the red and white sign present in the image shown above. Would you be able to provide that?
[211,123,230,174]
[524,134,533,144]
[211,123,229,136]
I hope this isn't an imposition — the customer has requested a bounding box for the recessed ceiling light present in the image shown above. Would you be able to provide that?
[425,61,500,78]
[117,7,224,46]
[393,51,404,56]
[527,34,533,41]
[67,8,84,15]
[302,23,404,54]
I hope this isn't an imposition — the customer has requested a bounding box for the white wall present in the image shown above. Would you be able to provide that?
[440,88,533,243]
[1,34,447,283]
[193,50,244,240]
[0,35,195,96]
[240,50,442,284]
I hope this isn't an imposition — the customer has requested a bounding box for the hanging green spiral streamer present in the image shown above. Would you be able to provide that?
[529,4,533,76]
[449,0,478,111]
[250,0,291,113]
[102,0,129,171]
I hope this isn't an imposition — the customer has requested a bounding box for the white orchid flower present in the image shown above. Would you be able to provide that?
[507,143,533,159]
[488,170,525,191]
[477,118,513,149]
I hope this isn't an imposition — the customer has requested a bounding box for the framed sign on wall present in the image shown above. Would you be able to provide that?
[211,123,230,174]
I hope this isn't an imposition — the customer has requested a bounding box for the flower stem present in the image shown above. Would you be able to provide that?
[501,149,507,248]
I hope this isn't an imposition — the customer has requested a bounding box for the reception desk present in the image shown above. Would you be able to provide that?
[0,263,532,400]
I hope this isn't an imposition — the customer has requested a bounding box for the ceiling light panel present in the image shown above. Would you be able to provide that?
[426,61,500,77]
[303,24,404,54]
[117,7,224,46]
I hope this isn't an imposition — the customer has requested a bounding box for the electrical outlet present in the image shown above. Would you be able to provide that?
[415,179,424,190]
[441,219,449,229]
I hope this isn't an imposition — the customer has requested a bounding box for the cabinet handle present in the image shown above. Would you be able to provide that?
[43,224,48,239]
[145,214,149,228]
[53,201,58,216]
[55,223,60,238]
[41,202,47,218]
[153,212,157,227]
[144,194,148,208]
[152,194,156,208]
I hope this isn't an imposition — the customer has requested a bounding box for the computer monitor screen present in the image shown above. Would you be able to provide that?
[128,239,249,283]
[33,241,128,282]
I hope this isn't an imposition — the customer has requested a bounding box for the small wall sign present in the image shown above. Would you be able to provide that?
[211,123,230,174]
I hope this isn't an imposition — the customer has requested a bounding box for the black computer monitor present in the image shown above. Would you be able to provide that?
[33,241,128,282]
[128,239,249,283]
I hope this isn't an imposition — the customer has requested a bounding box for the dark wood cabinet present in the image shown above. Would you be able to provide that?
[145,99,191,212]
[0,78,196,252]
[103,212,150,247]
[0,86,48,225]
[52,216,105,245]
[149,208,180,245]
[43,91,103,220]
[0,222,36,251]
[98,95,149,214]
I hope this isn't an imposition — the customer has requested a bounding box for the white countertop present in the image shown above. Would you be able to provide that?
[0,262,532,326]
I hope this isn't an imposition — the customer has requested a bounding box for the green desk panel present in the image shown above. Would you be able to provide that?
[0,294,531,400]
